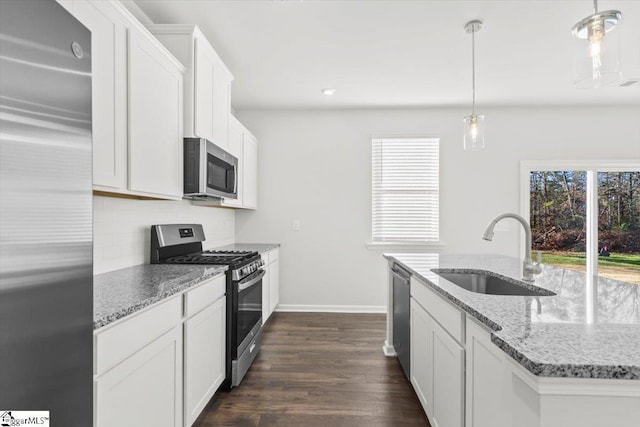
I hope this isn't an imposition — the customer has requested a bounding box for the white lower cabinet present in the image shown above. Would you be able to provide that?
[465,318,509,427]
[410,278,465,427]
[95,325,183,427]
[431,321,465,427]
[269,258,280,314]
[410,298,433,415]
[262,263,270,324]
[406,274,640,427]
[184,296,225,427]
[261,248,280,324]
[95,275,227,427]
[410,295,464,427]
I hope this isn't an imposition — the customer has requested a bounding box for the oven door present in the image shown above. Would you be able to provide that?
[235,269,264,350]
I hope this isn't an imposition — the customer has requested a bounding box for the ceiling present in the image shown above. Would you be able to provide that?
[134,0,640,110]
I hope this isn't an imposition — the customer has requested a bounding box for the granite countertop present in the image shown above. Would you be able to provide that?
[94,264,227,330]
[385,253,640,380]
[213,243,280,254]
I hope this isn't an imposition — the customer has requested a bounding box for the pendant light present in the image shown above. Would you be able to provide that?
[463,20,484,151]
[572,0,622,88]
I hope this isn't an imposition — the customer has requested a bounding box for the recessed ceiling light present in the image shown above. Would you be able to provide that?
[321,88,336,96]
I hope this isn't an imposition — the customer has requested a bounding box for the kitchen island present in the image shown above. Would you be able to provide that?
[385,253,640,427]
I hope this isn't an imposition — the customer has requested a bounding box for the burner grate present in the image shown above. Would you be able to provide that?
[164,250,259,266]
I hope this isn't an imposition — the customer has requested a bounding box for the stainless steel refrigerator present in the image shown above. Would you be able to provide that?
[0,0,93,425]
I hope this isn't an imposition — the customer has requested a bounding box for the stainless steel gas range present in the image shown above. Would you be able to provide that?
[150,224,264,388]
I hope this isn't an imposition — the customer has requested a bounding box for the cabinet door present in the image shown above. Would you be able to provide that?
[431,321,465,427]
[410,299,433,417]
[212,66,231,149]
[269,258,279,315]
[193,37,215,142]
[242,132,258,209]
[184,297,225,427]
[222,116,243,207]
[128,28,183,199]
[466,319,507,427]
[73,0,127,189]
[95,326,182,427]
[262,263,270,325]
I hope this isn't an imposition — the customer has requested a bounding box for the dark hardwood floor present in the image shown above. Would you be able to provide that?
[194,312,431,427]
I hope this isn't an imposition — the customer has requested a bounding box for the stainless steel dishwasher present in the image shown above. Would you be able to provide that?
[392,263,411,378]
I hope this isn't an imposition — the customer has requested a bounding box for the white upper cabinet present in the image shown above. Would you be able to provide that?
[222,116,244,207]
[193,38,216,142]
[212,115,258,210]
[212,63,232,150]
[68,1,185,200]
[242,129,258,209]
[147,25,234,150]
[127,27,183,198]
[71,0,127,190]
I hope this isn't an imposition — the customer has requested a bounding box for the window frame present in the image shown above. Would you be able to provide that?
[520,160,640,317]
[368,136,442,250]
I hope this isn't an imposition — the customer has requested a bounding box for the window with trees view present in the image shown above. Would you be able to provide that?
[524,163,639,285]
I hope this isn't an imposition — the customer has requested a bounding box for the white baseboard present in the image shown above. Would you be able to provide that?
[383,340,397,357]
[276,304,386,314]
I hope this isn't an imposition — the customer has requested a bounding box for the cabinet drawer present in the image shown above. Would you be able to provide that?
[184,274,226,318]
[261,252,269,265]
[95,296,182,375]
[411,277,464,344]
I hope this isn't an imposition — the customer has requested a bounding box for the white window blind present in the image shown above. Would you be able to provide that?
[372,137,439,243]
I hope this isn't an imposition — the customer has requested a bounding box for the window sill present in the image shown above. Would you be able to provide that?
[366,242,444,251]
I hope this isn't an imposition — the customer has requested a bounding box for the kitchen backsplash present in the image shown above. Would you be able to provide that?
[93,195,235,274]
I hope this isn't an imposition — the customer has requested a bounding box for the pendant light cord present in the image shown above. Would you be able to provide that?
[471,28,476,115]
[593,0,598,13]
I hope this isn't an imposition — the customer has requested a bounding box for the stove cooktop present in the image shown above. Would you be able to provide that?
[164,250,259,266]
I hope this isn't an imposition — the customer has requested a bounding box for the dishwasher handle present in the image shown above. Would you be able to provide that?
[391,264,411,282]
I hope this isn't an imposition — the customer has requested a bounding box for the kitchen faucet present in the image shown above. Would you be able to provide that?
[482,213,542,283]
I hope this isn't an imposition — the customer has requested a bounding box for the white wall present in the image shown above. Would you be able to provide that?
[235,106,640,311]
[93,196,234,274]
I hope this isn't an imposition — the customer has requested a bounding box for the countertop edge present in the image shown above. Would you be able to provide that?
[93,268,227,330]
[384,254,640,381]
[490,334,640,380]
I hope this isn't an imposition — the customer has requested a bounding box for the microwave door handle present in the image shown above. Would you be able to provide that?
[233,164,238,194]
[238,269,265,291]
[199,141,207,193]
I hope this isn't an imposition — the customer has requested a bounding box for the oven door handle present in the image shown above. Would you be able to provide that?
[237,269,266,291]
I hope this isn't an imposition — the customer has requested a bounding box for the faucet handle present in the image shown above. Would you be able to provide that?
[536,250,542,265]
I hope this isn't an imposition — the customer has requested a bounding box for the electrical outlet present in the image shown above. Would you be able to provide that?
[292,220,300,231]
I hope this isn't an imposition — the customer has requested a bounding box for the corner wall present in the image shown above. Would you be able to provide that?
[235,106,640,310]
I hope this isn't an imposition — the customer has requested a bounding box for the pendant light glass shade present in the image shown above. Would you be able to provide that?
[463,20,484,151]
[572,2,622,88]
[463,114,485,151]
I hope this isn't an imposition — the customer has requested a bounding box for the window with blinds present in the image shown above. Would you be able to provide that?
[372,137,440,243]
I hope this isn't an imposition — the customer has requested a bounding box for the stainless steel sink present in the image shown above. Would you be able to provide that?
[432,269,555,297]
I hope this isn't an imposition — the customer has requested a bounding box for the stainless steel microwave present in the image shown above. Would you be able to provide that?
[183,137,238,200]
